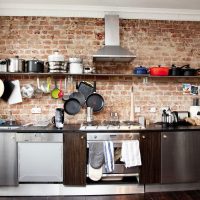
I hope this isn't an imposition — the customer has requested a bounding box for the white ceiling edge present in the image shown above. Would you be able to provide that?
[0,3,200,21]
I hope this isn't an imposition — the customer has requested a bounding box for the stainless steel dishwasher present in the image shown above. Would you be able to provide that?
[16,132,63,183]
[0,132,18,186]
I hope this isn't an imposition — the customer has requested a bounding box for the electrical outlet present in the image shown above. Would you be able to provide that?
[31,107,42,114]
[135,107,141,113]
[150,107,156,113]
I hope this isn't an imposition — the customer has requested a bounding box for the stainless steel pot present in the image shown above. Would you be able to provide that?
[26,58,44,73]
[7,56,25,72]
[0,60,8,72]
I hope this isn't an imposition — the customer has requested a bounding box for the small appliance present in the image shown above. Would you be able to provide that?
[52,108,64,129]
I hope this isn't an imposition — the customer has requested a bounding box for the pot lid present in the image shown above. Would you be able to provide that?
[48,51,64,62]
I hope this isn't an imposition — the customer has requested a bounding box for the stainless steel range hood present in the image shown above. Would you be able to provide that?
[93,15,136,62]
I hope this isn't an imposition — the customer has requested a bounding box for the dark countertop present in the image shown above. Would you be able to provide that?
[0,123,200,133]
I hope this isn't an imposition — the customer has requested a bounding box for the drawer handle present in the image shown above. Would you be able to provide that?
[163,135,167,139]
[142,135,146,139]
[81,136,84,139]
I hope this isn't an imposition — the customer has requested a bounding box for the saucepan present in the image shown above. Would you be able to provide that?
[86,81,104,112]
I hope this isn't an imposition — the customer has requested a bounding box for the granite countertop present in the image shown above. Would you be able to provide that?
[0,123,200,133]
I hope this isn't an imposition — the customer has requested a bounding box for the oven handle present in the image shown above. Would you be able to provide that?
[87,140,139,148]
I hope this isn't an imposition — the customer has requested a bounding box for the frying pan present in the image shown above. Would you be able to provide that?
[69,81,85,106]
[78,81,94,99]
[64,98,81,115]
[86,82,104,112]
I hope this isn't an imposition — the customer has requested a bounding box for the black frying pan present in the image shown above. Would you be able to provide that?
[69,81,85,106]
[64,98,81,115]
[78,81,94,99]
[86,82,104,112]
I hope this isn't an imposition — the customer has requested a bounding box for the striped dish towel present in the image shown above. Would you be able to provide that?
[103,141,114,173]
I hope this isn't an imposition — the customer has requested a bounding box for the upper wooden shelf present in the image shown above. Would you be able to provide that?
[0,72,200,78]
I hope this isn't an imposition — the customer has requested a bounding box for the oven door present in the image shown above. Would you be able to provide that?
[86,141,139,180]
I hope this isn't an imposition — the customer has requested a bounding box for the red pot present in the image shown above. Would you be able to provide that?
[149,65,169,76]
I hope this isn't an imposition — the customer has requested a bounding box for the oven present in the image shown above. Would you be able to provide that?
[86,132,140,182]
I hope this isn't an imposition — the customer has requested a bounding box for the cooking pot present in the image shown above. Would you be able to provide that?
[69,63,83,74]
[0,59,8,72]
[169,64,183,76]
[133,66,148,75]
[26,58,44,73]
[149,65,169,76]
[7,56,25,72]
[181,64,198,76]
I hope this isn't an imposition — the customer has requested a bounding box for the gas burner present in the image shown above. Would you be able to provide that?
[102,120,120,126]
[80,120,145,131]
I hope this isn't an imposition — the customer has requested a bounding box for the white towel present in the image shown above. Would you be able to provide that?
[103,141,114,173]
[121,140,142,168]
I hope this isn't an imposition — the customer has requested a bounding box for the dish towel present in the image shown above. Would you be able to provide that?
[121,140,142,168]
[89,142,104,169]
[103,141,114,173]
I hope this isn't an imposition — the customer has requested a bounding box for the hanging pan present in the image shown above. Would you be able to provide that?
[86,81,104,112]
[69,81,85,106]
[64,98,81,115]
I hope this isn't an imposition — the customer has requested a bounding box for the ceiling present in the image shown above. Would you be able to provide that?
[0,0,200,21]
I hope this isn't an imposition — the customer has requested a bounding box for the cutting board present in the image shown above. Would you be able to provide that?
[8,80,22,104]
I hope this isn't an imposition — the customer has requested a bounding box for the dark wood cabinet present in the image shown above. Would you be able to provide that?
[161,131,200,184]
[63,132,87,186]
[139,131,161,184]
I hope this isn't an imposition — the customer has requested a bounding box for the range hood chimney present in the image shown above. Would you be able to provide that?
[93,15,136,62]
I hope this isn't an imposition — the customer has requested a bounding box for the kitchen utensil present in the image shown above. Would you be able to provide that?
[130,86,134,121]
[78,81,94,99]
[0,79,5,98]
[52,108,64,129]
[64,98,81,115]
[86,82,104,112]
[69,57,83,63]
[8,80,22,104]
[169,64,183,76]
[1,80,15,102]
[181,64,198,76]
[0,59,8,72]
[133,66,148,75]
[51,80,60,99]
[21,84,35,98]
[48,50,65,62]
[86,107,93,123]
[62,77,69,101]
[58,79,64,98]
[7,56,25,72]
[35,78,43,98]
[69,62,83,74]
[83,66,96,74]
[26,58,44,73]
[69,81,85,106]
[149,65,169,76]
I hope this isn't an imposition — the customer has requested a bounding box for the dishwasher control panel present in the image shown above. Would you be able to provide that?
[16,133,63,142]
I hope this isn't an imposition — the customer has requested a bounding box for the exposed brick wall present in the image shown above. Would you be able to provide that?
[0,17,199,124]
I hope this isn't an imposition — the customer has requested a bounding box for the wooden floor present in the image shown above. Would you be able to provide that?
[1,191,200,200]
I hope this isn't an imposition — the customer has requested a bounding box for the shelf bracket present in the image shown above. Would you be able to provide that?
[143,77,148,84]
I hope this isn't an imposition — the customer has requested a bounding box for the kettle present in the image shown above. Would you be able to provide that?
[52,108,64,129]
[162,108,178,126]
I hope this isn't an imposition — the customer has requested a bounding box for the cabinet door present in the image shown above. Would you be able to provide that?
[139,132,161,184]
[161,131,200,184]
[63,132,86,186]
